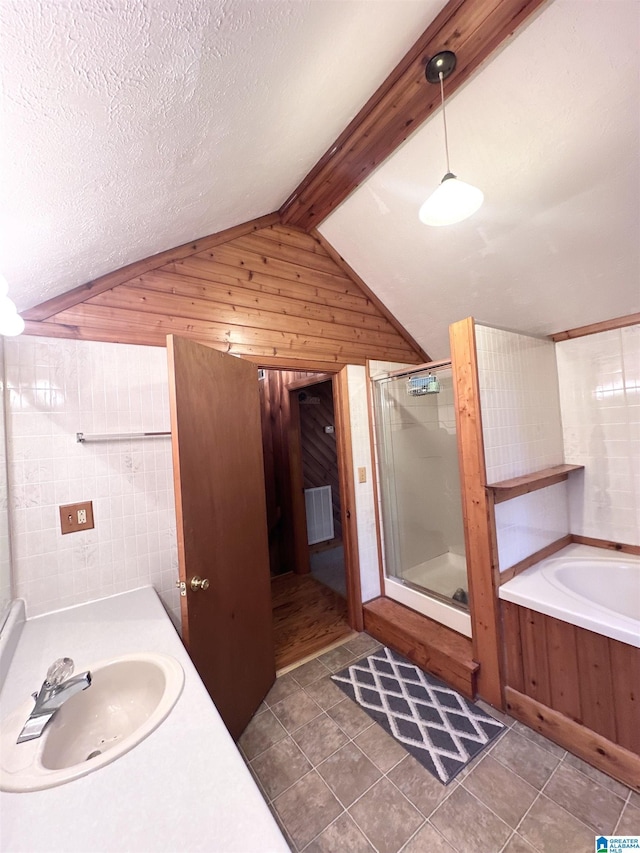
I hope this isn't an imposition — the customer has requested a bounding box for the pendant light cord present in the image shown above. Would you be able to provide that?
[439,71,451,174]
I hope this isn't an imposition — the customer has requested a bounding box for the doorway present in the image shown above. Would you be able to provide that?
[258,369,357,669]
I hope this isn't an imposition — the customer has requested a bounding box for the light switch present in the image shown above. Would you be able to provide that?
[358,467,367,484]
[59,501,94,534]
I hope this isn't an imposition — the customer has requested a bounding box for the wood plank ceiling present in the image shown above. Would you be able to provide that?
[21,0,549,362]
[24,218,427,367]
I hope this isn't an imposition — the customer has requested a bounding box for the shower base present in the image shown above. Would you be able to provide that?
[401,552,468,602]
[384,575,472,637]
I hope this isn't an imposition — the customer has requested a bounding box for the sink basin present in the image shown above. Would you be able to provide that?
[0,653,184,792]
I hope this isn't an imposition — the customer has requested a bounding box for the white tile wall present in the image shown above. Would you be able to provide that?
[475,325,569,570]
[556,326,640,545]
[0,341,12,615]
[4,336,180,624]
[346,365,381,603]
[476,325,565,483]
[494,482,570,571]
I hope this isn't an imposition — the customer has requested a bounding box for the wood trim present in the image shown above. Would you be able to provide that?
[487,465,584,504]
[383,358,451,379]
[334,368,364,631]
[23,213,281,322]
[365,362,387,599]
[570,534,640,556]
[279,0,549,230]
[550,312,640,342]
[498,534,573,584]
[450,317,502,707]
[285,373,334,391]
[504,687,640,793]
[311,230,429,363]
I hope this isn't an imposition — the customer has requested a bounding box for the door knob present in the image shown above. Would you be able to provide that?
[190,576,210,592]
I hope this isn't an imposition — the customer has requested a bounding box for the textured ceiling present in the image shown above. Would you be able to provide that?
[319,1,640,357]
[1,0,442,312]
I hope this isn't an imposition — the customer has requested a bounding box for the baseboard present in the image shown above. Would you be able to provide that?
[504,687,640,793]
[570,534,640,556]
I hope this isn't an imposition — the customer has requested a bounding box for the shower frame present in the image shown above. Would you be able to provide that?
[372,358,472,636]
[367,319,503,708]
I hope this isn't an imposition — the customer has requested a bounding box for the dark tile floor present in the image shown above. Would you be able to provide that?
[239,633,640,853]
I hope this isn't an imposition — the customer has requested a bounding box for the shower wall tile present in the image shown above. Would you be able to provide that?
[494,482,570,571]
[475,325,565,483]
[556,326,639,545]
[347,365,381,603]
[4,336,180,625]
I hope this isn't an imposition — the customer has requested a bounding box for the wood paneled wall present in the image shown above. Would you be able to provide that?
[23,221,426,367]
[502,602,639,755]
[259,369,315,576]
[299,380,342,542]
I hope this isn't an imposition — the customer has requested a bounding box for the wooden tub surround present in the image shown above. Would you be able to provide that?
[502,601,640,792]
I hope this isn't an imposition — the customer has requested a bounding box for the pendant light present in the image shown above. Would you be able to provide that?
[418,51,483,227]
[0,274,24,337]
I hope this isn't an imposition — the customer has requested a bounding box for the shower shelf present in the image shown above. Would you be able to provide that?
[487,464,584,504]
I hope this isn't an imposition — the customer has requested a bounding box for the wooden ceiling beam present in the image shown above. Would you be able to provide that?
[279,0,550,231]
[23,212,280,322]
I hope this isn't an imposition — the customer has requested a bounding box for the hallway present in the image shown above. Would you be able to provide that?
[271,573,351,670]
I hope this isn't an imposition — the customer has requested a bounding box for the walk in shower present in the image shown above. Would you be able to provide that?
[372,362,471,636]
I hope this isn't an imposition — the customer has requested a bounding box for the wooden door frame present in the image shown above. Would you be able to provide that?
[286,368,364,631]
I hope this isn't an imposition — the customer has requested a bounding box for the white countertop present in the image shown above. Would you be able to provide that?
[0,587,289,853]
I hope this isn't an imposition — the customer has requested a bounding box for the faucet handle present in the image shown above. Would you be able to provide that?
[44,657,74,688]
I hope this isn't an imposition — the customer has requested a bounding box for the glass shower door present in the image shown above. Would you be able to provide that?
[373,365,469,610]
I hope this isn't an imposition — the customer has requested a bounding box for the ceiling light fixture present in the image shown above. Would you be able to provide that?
[419,51,483,227]
[0,274,25,336]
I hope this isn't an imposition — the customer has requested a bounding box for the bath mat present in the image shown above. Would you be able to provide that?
[331,646,504,784]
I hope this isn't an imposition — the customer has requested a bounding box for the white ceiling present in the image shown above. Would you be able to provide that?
[1,0,443,311]
[2,1,638,357]
[319,1,640,357]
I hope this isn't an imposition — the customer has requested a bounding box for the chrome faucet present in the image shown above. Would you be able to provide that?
[17,657,92,744]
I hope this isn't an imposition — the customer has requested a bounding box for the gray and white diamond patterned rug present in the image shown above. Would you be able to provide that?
[331,646,504,784]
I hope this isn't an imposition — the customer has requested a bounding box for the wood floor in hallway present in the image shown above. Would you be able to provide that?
[271,573,351,670]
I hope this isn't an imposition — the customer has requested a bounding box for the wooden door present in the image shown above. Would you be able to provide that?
[167,335,275,740]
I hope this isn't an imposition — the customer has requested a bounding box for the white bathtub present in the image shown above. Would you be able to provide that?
[499,543,640,648]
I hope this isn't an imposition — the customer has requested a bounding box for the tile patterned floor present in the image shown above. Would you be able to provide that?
[239,633,640,853]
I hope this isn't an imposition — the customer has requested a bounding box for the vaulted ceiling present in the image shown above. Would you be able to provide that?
[2,0,639,359]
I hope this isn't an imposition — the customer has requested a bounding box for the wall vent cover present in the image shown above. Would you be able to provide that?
[305,485,334,545]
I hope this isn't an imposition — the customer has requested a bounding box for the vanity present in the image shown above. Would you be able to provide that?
[0,586,289,853]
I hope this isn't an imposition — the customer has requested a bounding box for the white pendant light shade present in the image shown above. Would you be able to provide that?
[419,173,484,226]
[0,310,25,337]
[0,291,25,336]
[420,51,483,227]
